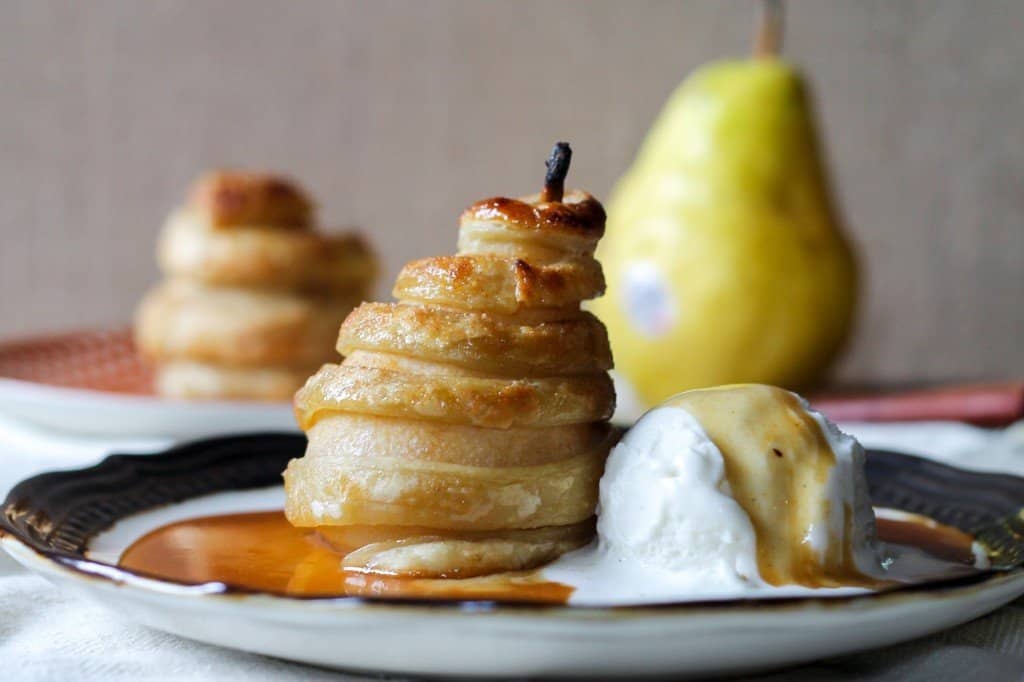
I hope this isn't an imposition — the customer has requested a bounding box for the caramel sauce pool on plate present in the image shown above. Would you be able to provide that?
[118,511,571,602]
[117,510,979,601]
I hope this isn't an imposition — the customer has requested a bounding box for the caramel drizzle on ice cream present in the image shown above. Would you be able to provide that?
[666,385,883,588]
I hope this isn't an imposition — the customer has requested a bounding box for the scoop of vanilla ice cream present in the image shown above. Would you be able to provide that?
[597,406,762,582]
[596,385,884,587]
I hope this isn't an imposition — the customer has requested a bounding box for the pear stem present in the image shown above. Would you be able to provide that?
[541,142,572,203]
[753,0,784,57]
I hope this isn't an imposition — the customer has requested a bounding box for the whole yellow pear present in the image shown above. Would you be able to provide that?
[592,58,858,407]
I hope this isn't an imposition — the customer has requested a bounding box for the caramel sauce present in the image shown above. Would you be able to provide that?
[666,386,876,588]
[118,511,572,603]
[875,514,979,566]
[117,508,979,602]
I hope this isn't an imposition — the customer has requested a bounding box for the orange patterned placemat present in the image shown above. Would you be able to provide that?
[0,328,155,395]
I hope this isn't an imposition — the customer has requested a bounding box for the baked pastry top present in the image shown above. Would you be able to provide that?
[160,172,375,294]
[188,171,314,229]
[285,143,616,577]
[135,171,376,400]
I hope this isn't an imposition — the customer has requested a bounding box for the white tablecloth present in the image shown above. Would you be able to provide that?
[1,414,1023,681]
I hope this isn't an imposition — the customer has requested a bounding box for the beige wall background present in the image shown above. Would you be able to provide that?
[1,0,1021,385]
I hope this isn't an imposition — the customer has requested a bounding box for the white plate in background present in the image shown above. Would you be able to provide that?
[0,328,298,439]
[0,377,297,439]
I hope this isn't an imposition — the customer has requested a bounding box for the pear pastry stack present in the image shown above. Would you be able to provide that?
[135,171,376,400]
[285,144,616,578]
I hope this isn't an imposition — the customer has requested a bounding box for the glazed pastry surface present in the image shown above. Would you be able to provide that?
[286,160,615,577]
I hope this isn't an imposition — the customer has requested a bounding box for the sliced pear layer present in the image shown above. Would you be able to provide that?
[295,364,614,430]
[137,279,360,367]
[296,413,613,467]
[337,302,612,377]
[331,520,595,579]
[284,427,609,530]
[156,360,323,401]
[393,254,604,314]
[159,209,376,293]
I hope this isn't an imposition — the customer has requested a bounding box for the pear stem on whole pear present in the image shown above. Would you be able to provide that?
[753,0,784,57]
[541,142,572,203]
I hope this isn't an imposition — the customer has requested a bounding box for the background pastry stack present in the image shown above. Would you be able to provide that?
[136,172,376,400]
[285,144,617,578]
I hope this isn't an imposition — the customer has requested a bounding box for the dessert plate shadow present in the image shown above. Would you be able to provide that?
[2,433,1023,679]
[0,328,296,438]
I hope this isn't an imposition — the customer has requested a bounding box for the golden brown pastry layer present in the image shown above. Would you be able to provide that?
[136,280,358,367]
[159,209,376,293]
[327,520,595,579]
[285,417,610,530]
[456,191,605,264]
[188,171,313,229]
[155,360,322,401]
[337,303,612,377]
[292,412,613,467]
[295,363,615,430]
[393,254,604,314]
[461,190,605,239]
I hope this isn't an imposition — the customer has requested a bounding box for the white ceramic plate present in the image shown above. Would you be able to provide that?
[4,535,1021,678]
[0,377,297,439]
[3,434,1023,678]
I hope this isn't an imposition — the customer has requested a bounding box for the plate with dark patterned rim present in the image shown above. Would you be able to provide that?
[2,433,1023,678]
